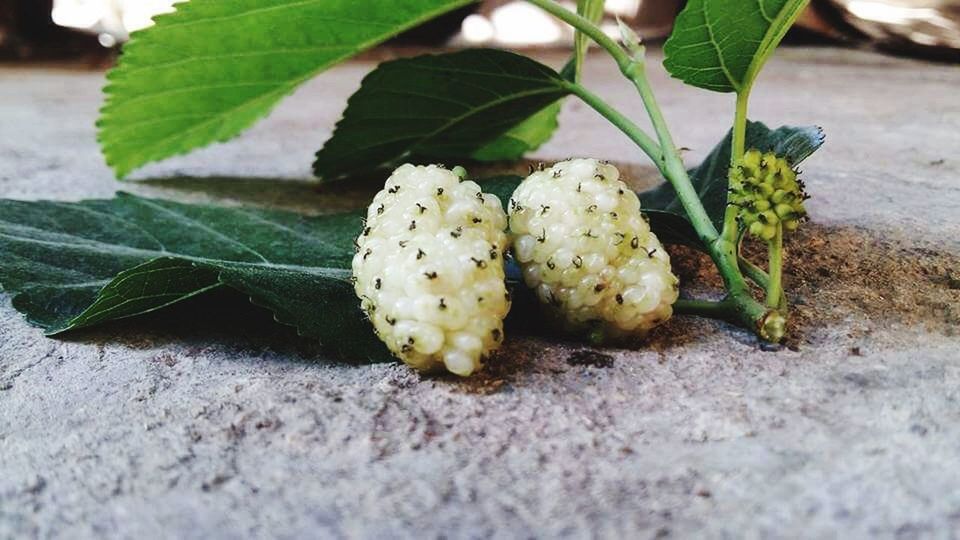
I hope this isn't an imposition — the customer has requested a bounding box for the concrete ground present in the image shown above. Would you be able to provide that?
[1,47,959,539]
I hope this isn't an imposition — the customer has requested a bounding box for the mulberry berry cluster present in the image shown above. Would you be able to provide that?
[352,164,511,376]
[729,149,808,240]
[508,159,679,339]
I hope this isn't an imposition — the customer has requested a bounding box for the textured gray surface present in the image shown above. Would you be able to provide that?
[2,47,959,539]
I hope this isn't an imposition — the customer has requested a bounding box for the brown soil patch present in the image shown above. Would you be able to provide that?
[669,224,960,345]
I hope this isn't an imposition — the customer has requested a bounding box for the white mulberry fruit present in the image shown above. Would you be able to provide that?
[352,164,511,376]
[508,159,679,339]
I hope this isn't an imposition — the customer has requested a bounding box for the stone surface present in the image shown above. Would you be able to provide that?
[1,48,959,539]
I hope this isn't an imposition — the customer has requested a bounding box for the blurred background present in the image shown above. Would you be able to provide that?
[1,0,959,62]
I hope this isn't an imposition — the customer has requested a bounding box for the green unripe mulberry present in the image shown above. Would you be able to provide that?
[729,149,808,240]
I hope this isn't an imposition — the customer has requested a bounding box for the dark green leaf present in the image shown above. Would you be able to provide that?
[313,49,570,181]
[470,102,562,161]
[642,210,706,249]
[0,194,391,362]
[639,121,825,247]
[663,0,809,93]
[474,175,522,205]
[98,0,475,178]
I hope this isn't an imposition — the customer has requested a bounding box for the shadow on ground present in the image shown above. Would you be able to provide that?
[56,288,374,367]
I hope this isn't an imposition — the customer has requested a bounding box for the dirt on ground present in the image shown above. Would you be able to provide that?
[670,224,960,344]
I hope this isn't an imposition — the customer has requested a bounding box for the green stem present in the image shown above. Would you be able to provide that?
[711,239,782,340]
[608,34,777,336]
[525,0,715,242]
[739,254,787,310]
[732,89,751,169]
[562,80,717,249]
[722,89,752,245]
[739,255,769,288]
[766,223,784,309]
[627,64,721,245]
[574,85,775,337]
[560,82,663,168]
[529,0,718,243]
[674,298,737,320]
[525,0,632,69]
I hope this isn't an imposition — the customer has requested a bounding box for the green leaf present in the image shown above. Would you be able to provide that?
[98,0,475,178]
[313,49,571,181]
[470,102,561,161]
[0,193,391,362]
[641,210,706,249]
[663,0,810,93]
[473,174,523,205]
[639,121,825,247]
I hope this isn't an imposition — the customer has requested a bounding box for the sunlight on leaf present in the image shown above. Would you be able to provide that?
[98,0,475,178]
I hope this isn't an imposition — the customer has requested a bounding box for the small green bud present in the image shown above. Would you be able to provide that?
[742,149,762,170]
[617,17,646,60]
[774,203,794,218]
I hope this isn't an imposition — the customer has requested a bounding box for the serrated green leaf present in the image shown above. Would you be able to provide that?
[470,102,561,161]
[313,49,570,181]
[98,0,475,178]
[663,0,809,93]
[0,193,391,362]
[639,121,825,248]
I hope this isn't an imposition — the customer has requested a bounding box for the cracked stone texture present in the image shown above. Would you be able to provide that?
[1,48,959,539]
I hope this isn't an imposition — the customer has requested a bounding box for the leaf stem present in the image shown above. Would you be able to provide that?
[525,0,632,70]
[739,255,769,288]
[570,82,779,338]
[766,223,784,309]
[674,298,736,320]
[732,89,751,168]
[739,251,788,310]
[527,0,719,244]
[560,82,663,167]
[626,67,720,246]
[562,78,718,249]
